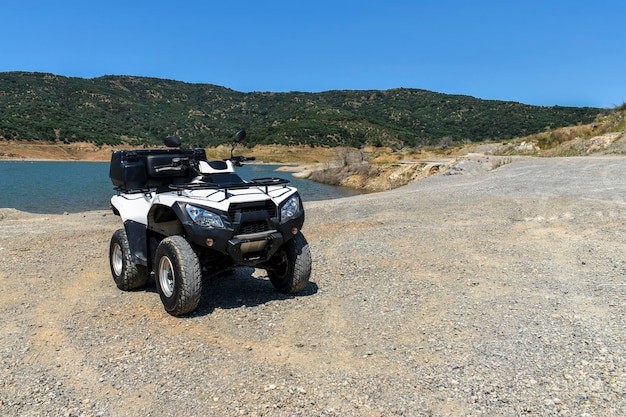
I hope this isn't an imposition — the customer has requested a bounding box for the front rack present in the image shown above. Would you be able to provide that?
[168,177,290,197]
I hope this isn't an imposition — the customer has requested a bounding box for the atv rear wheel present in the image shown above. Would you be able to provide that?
[109,228,149,290]
[268,232,311,294]
[155,236,202,316]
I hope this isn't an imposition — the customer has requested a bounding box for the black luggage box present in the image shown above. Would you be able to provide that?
[109,149,207,190]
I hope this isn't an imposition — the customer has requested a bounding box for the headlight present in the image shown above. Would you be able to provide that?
[186,204,225,228]
[280,194,301,223]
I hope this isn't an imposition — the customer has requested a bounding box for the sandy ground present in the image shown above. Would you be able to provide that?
[1,156,626,416]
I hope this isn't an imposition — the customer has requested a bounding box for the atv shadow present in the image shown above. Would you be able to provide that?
[192,267,318,317]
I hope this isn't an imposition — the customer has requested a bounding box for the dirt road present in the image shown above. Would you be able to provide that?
[1,156,625,416]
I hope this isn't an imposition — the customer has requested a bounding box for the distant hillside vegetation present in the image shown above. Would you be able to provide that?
[0,72,607,148]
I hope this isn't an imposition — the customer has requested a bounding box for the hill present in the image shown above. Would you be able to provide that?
[300,106,626,191]
[0,72,607,149]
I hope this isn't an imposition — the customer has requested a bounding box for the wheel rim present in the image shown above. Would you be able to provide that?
[158,256,175,297]
[273,251,289,279]
[112,243,123,276]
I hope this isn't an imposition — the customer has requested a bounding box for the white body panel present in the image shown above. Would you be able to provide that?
[111,183,298,226]
[111,193,152,225]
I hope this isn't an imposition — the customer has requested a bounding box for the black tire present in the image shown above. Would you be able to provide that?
[268,232,312,294]
[154,236,202,316]
[109,228,149,290]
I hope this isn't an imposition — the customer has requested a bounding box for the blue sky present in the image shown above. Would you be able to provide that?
[1,0,624,108]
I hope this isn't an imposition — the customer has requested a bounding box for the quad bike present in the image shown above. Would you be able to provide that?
[108,130,312,316]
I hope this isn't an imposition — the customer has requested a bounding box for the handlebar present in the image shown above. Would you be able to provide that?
[229,155,256,166]
[154,157,192,172]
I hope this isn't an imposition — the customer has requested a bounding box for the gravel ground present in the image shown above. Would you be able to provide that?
[1,156,626,417]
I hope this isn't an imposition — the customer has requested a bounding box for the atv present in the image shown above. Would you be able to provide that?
[107,130,312,316]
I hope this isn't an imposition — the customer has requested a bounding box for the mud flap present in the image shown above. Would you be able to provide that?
[124,220,148,267]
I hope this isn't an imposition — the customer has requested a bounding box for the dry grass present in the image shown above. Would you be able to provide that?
[491,108,626,157]
[0,142,340,165]
[205,144,338,164]
[0,140,119,161]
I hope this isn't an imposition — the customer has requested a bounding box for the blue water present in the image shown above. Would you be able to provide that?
[0,161,362,214]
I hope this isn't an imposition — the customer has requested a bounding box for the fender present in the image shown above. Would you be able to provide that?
[111,194,153,266]
[111,193,152,226]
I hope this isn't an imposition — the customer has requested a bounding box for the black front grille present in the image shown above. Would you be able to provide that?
[240,221,271,234]
[228,200,277,234]
[228,200,277,222]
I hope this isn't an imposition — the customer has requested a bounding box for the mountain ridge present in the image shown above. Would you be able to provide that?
[0,71,606,148]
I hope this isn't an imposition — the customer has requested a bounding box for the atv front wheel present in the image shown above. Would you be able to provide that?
[268,232,312,294]
[155,236,202,316]
[109,228,149,290]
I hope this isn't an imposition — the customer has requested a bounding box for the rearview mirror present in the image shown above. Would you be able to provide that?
[164,136,181,148]
[234,130,247,143]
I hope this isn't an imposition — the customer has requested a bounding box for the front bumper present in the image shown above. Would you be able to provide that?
[183,211,304,266]
[227,230,284,266]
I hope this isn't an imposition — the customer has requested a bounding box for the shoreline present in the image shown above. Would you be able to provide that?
[0,159,358,216]
[0,141,551,194]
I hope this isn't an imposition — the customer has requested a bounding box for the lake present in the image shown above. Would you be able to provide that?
[0,161,363,214]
